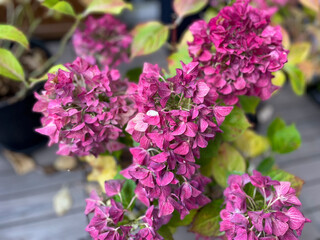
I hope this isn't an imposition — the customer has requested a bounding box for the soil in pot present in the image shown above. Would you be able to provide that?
[0,40,50,153]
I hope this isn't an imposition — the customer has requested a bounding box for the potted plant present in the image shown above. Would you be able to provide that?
[32,0,311,239]
[0,0,52,152]
[0,0,106,152]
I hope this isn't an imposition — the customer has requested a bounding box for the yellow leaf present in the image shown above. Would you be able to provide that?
[234,129,269,158]
[177,29,194,50]
[288,42,311,65]
[83,155,118,191]
[3,150,36,175]
[272,70,286,87]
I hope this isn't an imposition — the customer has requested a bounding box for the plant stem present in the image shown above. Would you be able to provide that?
[127,196,137,210]
[30,17,81,78]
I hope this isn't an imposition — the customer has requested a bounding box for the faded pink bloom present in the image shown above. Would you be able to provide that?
[33,58,136,156]
[188,0,288,105]
[122,62,232,221]
[220,171,310,239]
[73,14,132,68]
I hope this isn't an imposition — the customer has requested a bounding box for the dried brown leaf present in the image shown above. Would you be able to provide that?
[53,156,77,171]
[3,149,36,175]
[53,186,73,216]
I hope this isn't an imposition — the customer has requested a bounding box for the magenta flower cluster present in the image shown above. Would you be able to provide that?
[220,171,311,239]
[121,62,233,220]
[33,58,136,156]
[188,0,288,105]
[85,180,169,240]
[73,14,132,68]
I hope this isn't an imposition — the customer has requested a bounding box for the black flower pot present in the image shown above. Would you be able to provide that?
[307,77,320,106]
[0,83,48,152]
[0,40,50,153]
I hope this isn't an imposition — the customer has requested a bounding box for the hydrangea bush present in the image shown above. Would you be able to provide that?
[34,0,311,239]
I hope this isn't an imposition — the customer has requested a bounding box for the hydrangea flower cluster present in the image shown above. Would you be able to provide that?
[72,14,132,68]
[121,62,233,220]
[85,180,170,240]
[188,0,288,105]
[220,171,311,239]
[33,58,136,156]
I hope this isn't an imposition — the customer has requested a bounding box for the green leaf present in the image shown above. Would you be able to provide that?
[173,0,209,18]
[0,48,24,81]
[114,179,136,210]
[267,118,301,154]
[272,125,301,154]
[52,1,76,17]
[234,129,269,158]
[85,0,133,16]
[131,21,169,58]
[189,199,223,237]
[257,157,275,174]
[42,0,59,8]
[239,95,260,114]
[30,64,68,82]
[267,168,304,195]
[212,143,246,187]
[167,47,192,75]
[288,42,311,65]
[267,117,286,140]
[284,64,306,96]
[272,70,286,87]
[167,210,197,228]
[125,67,142,83]
[0,25,29,49]
[220,106,250,142]
[199,134,222,177]
[158,225,174,240]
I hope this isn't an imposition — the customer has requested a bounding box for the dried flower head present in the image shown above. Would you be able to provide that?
[220,171,311,239]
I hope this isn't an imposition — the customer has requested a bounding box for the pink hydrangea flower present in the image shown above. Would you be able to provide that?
[85,180,168,240]
[73,14,132,68]
[33,58,136,156]
[188,0,288,105]
[122,62,233,220]
[220,171,311,239]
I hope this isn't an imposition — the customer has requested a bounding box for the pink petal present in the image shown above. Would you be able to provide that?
[150,152,169,163]
[172,123,187,136]
[173,142,190,155]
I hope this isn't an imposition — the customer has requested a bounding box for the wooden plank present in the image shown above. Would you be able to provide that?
[0,170,84,199]
[0,183,86,227]
[299,182,320,211]
[0,153,15,176]
[299,219,320,240]
[276,139,320,165]
[281,157,320,182]
[0,211,88,240]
